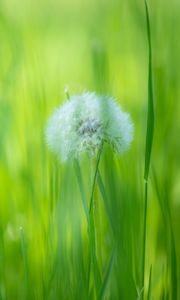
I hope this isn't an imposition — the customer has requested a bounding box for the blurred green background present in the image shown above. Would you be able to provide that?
[0,0,180,299]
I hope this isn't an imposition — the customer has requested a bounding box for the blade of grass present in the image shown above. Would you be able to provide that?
[98,247,115,300]
[169,220,177,300]
[88,144,104,297]
[97,170,114,232]
[141,180,148,298]
[142,0,155,298]
[147,265,152,300]
[144,0,155,181]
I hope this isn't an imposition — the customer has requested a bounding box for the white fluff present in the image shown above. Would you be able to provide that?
[45,92,134,161]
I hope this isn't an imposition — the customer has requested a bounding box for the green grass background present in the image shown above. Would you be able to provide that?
[0,0,180,299]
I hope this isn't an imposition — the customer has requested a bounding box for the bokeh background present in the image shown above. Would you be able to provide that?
[0,0,180,299]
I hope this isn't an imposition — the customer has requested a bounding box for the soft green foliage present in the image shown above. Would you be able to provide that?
[0,0,180,299]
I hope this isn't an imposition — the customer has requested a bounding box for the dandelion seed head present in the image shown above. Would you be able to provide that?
[45,92,134,161]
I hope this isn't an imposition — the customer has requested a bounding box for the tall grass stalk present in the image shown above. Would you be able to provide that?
[142,0,155,298]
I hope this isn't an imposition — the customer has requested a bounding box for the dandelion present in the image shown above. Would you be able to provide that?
[45,92,134,161]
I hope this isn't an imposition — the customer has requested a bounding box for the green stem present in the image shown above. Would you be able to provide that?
[141,0,154,298]
[89,143,103,215]
[141,180,148,298]
[88,143,103,297]
[75,144,103,297]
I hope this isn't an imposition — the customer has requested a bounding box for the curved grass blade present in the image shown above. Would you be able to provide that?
[144,0,155,181]
[142,1,155,298]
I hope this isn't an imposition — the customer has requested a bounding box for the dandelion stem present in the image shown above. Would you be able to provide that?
[74,145,104,297]
[89,143,104,215]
